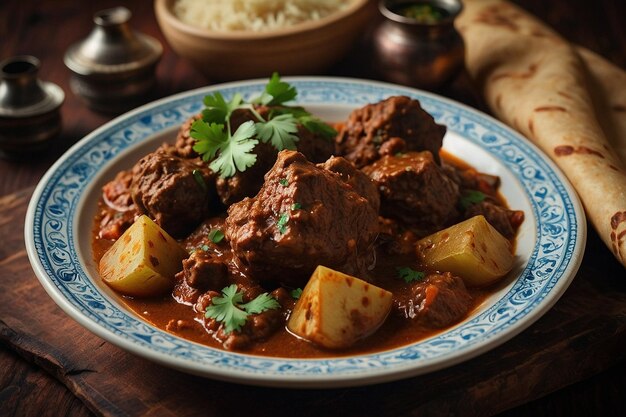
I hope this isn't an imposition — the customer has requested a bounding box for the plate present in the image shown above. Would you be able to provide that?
[25,77,585,388]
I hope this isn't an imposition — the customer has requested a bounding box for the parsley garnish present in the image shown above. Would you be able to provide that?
[397,267,426,283]
[291,288,303,299]
[208,228,224,244]
[192,120,258,178]
[192,169,207,191]
[279,178,289,186]
[459,190,487,210]
[256,113,299,150]
[200,244,210,252]
[253,72,297,106]
[191,73,336,178]
[291,202,302,211]
[277,212,290,234]
[205,284,280,334]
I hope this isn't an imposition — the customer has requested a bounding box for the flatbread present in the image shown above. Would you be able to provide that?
[577,47,626,167]
[456,0,626,268]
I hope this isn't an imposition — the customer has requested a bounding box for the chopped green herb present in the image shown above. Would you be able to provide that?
[279,178,289,186]
[291,288,303,299]
[460,190,487,210]
[397,3,447,23]
[200,244,210,252]
[192,169,207,191]
[205,284,280,334]
[208,228,225,244]
[277,212,290,234]
[397,266,426,283]
[291,202,302,211]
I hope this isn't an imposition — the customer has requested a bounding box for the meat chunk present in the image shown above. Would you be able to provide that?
[394,272,472,328]
[130,150,217,237]
[318,155,380,212]
[464,200,524,239]
[335,96,447,168]
[173,107,335,206]
[225,150,379,287]
[362,151,460,232]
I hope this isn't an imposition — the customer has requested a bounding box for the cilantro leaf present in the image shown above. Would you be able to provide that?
[269,106,337,139]
[241,292,281,314]
[397,267,426,283]
[209,121,258,178]
[460,190,487,210]
[202,92,244,124]
[254,72,297,106]
[291,288,303,299]
[191,120,227,162]
[205,284,280,334]
[205,285,249,333]
[256,113,299,150]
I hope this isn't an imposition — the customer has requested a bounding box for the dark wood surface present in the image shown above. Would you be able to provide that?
[1,1,625,416]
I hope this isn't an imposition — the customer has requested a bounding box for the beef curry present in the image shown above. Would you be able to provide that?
[93,81,523,358]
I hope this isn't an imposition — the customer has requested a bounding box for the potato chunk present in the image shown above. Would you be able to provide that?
[99,215,188,297]
[416,215,514,287]
[287,266,393,349]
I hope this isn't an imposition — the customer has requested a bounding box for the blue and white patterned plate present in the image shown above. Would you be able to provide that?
[25,77,585,388]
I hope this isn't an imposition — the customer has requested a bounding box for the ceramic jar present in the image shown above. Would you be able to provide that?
[372,0,465,90]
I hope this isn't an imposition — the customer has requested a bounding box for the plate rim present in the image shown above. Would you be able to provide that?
[24,76,586,388]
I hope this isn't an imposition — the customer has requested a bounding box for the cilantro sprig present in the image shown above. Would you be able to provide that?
[191,73,337,178]
[205,284,281,334]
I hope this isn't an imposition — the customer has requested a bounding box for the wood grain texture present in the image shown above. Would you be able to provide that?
[1,0,625,416]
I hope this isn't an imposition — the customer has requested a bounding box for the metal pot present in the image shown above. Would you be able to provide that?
[372,0,465,90]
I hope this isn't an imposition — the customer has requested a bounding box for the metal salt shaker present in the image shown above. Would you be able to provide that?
[0,55,64,157]
[64,6,162,113]
[372,0,465,90]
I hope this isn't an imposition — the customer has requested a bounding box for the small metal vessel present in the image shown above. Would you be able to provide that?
[0,55,64,157]
[372,0,465,90]
[64,6,162,113]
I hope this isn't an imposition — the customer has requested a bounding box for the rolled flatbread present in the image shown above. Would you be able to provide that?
[457,0,626,268]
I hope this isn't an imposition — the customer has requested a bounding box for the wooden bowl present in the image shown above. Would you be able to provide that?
[154,0,375,81]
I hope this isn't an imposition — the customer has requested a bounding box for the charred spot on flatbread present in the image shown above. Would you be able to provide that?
[534,106,567,113]
[554,145,605,158]
[610,211,626,260]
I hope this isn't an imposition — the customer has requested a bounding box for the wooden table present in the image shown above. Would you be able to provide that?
[1,1,625,416]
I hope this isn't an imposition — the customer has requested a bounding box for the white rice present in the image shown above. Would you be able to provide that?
[173,0,356,32]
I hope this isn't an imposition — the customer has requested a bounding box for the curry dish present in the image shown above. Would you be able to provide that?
[93,78,523,357]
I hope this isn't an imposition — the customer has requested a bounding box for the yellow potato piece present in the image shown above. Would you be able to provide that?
[416,215,514,287]
[287,266,393,349]
[99,215,188,297]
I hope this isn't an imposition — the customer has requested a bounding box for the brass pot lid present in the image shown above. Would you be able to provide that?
[64,6,162,78]
[0,55,64,118]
